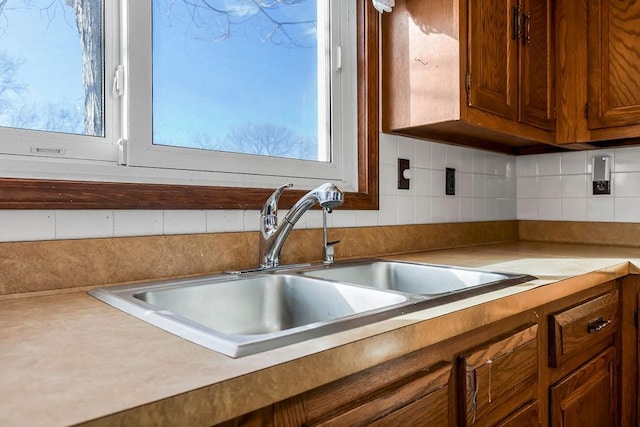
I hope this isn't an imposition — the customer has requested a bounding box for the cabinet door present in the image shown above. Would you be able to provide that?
[275,357,451,427]
[519,0,554,130]
[458,324,538,426]
[587,0,640,129]
[467,0,519,120]
[550,347,617,427]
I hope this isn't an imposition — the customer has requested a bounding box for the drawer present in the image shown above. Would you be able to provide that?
[549,289,619,368]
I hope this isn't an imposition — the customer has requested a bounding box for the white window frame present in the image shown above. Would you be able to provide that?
[0,0,359,193]
[0,0,120,164]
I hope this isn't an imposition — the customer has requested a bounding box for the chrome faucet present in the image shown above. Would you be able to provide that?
[260,182,344,268]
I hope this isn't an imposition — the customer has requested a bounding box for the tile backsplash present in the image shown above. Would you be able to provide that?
[0,134,517,242]
[5,138,640,243]
[516,146,640,222]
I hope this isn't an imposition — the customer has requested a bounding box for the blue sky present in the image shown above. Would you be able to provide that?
[152,0,320,148]
[0,1,83,108]
[0,0,320,150]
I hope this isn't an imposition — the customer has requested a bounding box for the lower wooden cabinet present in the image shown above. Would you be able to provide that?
[274,357,451,426]
[458,324,539,426]
[550,347,617,427]
[217,281,627,427]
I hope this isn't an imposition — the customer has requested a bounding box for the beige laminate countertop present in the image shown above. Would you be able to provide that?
[2,241,640,426]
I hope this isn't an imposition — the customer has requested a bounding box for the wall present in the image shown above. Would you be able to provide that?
[516,146,640,222]
[0,135,517,242]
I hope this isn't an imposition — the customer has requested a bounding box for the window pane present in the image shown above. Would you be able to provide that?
[152,0,329,162]
[0,0,104,137]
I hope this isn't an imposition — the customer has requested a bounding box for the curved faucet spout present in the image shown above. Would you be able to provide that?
[259,183,344,268]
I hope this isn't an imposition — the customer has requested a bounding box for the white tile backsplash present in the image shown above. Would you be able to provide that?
[517,146,640,222]
[10,135,613,243]
[115,210,164,237]
[0,211,56,242]
[164,210,207,235]
[56,211,114,240]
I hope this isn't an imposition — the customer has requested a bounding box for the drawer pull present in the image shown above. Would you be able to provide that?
[587,318,612,333]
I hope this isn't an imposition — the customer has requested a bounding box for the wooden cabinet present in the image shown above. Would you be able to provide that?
[382,0,555,154]
[468,0,554,130]
[587,0,640,130]
[383,0,640,152]
[274,352,451,426]
[457,324,539,426]
[550,347,617,427]
[556,0,640,144]
[217,281,629,427]
[547,288,620,427]
[548,289,619,368]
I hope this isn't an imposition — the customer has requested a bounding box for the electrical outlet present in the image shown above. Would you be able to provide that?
[398,158,410,190]
[446,168,455,195]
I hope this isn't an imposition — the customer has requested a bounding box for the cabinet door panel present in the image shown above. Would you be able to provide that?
[588,0,640,129]
[550,347,617,427]
[519,0,554,130]
[314,362,451,427]
[467,0,519,120]
[458,323,538,426]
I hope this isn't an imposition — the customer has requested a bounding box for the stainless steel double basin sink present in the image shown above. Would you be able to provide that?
[89,260,535,357]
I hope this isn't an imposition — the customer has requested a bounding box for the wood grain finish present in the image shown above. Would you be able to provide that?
[495,400,539,426]
[554,0,589,143]
[273,351,451,427]
[467,0,519,121]
[0,0,378,210]
[458,324,539,426]
[587,0,640,130]
[549,289,619,368]
[519,0,555,130]
[382,0,555,154]
[550,347,618,427]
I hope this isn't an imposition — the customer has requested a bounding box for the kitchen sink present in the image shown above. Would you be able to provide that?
[301,260,536,297]
[89,260,536,358]
[89,273,420,357]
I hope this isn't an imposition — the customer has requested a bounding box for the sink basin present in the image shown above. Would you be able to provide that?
[89,260,535,358]
[301,260,536,297]
[89,274,418,357]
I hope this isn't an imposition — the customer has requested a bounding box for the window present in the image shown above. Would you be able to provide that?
[0,0,118,162]
[0,0,378,209]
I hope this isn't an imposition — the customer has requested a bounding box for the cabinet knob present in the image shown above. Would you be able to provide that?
[587,317,612,333]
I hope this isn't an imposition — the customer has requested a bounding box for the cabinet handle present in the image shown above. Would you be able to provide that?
[587,317,612,333]
[512,6,522,41]
[522,11,531,45]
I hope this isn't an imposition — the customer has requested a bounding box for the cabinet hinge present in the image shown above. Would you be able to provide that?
[465,70,471,93]
[584,102,589,119]
[634,308,638,329]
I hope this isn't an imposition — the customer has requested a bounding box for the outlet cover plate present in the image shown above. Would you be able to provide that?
[398,158,410,190]
[446,168,456,195]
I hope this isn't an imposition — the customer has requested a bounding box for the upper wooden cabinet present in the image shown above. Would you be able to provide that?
[468,0,554,130]
[382,0,555,153]
[587,0,640,130]
[545,0,640,145]
[384,0,640,153]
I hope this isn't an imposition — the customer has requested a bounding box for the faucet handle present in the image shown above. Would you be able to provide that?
[261,183,293,237]
[261,183,292,217]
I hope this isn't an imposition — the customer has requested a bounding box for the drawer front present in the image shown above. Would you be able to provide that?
[458,324,539,427]
[549,289,619,367]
